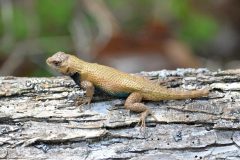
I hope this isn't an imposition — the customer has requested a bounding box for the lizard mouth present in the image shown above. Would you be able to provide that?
[46,57,52,66]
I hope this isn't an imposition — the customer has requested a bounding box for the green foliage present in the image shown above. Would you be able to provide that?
[30,68,52,77]
[180,14,218,43]
[171,0,218,47]
[0,13,3,37]
[39,37,72,56]
[105,0,152,32]
[105,0,127,8]
[0,0,220,76]
[36,0,76,35]
[13,7,28,39]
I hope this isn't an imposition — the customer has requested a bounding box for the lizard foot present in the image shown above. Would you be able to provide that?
[125,92,159,130]
[138,116,146,129]
[137,110,149,129]
[137,110,158,129]
[75,97,92,112]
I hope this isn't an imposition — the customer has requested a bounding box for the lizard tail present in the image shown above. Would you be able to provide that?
[142,88,209,101]
[166,88,209,100]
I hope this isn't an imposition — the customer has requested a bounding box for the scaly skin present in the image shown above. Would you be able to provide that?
[46,52,209,128]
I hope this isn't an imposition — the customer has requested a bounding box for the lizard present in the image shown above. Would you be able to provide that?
[46,51,209,128]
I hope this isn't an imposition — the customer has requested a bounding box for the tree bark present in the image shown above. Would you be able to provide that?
[1,68,240,159]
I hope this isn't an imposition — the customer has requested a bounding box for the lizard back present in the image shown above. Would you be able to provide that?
[82,63,208,101]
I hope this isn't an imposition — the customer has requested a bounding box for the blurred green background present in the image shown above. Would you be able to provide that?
[0,0,240,76]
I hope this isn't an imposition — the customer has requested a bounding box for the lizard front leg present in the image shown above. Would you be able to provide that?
[80,81,94,105]
[124,92,157,128]
[70,72,94,106]
[74,80,94,109]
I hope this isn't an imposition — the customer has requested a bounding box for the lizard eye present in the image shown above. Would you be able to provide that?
[52,61,61,66]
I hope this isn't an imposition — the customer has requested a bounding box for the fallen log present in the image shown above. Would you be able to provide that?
[1,68,240,159]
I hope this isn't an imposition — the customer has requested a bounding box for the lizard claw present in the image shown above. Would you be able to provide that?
[137,117,146,129]
[137,110,158,130]
[84,97,92,105]
[137,111,148,129]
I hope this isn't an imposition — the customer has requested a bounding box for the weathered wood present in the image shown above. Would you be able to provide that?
[1,68,240,159]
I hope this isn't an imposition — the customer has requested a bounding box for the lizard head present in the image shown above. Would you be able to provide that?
[46,51,74,75]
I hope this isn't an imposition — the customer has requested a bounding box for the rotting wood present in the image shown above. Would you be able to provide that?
[1,68,240,159]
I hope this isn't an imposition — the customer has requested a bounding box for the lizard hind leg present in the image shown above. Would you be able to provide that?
[124,92,158,128]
